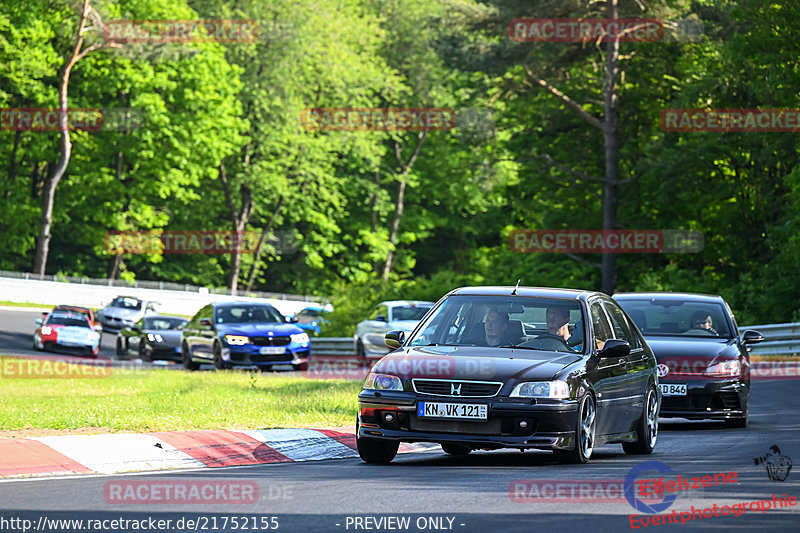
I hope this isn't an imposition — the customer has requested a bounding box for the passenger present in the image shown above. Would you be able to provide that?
[483,308,511,347]
[546,306,571,342]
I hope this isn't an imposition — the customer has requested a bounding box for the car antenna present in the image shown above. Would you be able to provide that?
[511,279,521,295]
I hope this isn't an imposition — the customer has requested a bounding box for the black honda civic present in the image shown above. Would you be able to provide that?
[614,292,764,428]
[356,286,660,464]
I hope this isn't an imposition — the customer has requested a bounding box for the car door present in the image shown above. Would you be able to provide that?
[603,299,646,426]
[194,305,216,360]
[589,299,629,435]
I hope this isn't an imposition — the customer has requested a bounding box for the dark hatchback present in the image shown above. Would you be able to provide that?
[181,302,310,370]
[116,315,188,362]
[356,286,660,464]
[615,292,764,428]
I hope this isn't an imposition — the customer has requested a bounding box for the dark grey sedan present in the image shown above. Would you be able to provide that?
[117,315,188,362]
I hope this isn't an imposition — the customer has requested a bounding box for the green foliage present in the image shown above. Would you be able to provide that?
[0,0,799,325]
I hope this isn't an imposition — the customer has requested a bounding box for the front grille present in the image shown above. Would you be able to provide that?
[250,336,291,346]
[412,379,503,397]
[409,416,502,435]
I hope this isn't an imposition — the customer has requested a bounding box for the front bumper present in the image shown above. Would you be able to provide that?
[659,378,748,420]
[358,391,579,450]
[224,345,310,367]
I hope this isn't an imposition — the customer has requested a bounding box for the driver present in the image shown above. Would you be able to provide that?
[690,311,718,335]
[545,306,571,342]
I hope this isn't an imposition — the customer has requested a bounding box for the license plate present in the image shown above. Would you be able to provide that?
[260,346,286,355]
[417,402,487,420]
[660,383,687,396]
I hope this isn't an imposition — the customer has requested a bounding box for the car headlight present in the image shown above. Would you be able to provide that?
[291,332,309,344]
[40,326,52,335]
[510,380,570,399]
[363,372,403,391]
[705,360,740,377]
[224,335,249,345]
[147,333,163,342]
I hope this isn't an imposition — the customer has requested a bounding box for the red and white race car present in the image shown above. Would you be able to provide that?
[33,311,101,357]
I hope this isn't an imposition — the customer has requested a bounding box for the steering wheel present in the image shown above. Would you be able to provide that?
[684,328,717,336]
[520,334,573,352]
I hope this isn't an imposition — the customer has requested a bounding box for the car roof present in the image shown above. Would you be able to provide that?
[614,292,726,304]
[379,300,435,306]
[144,314,188,320]
[448,286,595,300]
[213,301,277,308]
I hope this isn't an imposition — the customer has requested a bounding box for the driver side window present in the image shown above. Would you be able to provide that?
[603,301,638,348]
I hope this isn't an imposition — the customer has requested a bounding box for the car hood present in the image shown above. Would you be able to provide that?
[216,323,303,336]
[146,330,183,343]
[644,336,740,362]
[388,320,425,332]
[372,345,583,381]
[103,307,141,319]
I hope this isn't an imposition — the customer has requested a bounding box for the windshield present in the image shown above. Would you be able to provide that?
[111,297,142,310]
[406,295,584,353]
[391,305,432,322]
[46,314,90,328]
[616,299,732,339]
[215,305,285,324]
[143,317,187,330]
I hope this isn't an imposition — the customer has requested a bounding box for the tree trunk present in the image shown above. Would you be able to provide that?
[244,195,286,292]
[33,0,116,275]
[381,132,426,280]
[601,0,620,295]
[219,162,254,294]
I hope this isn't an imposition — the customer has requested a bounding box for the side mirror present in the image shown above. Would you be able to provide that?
[35,318,43,326]
[598,338,631,358]
[742,330,765,345]
[375,315,387,322]
[94,324,103,333]
[385,330,405,349]
[199,318,212,328]
[286,316,299,323]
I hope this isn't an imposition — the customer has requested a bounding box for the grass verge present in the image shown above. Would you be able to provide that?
[0,364,361,432]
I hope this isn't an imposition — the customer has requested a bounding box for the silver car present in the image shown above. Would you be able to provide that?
[354,300,434,358]
[96,296,159,333]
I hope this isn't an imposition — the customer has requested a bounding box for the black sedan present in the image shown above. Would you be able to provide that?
[116,315,188,362]
[615,292,764,428]
[181,302,310,371]
[356,286,660,464]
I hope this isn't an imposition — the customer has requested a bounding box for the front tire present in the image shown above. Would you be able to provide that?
[624,385,659,454]
[725,400,748,428]
[116,337,127,357]
[213,343,230,370]
[555,392,596,464]
[182,342,199,371]
[356,339,365,357]
[139,340,151,363]
[33,335,43,351]
[356,420,399,464]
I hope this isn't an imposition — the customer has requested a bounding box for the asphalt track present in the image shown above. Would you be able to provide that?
[1,309,799,532]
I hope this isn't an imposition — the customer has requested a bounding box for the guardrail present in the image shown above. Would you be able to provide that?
[740,323,800,357]
[310,337,356,357]
[310,324,800,359]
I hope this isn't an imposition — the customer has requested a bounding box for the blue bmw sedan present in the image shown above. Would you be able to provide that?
[181,302,310,370]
